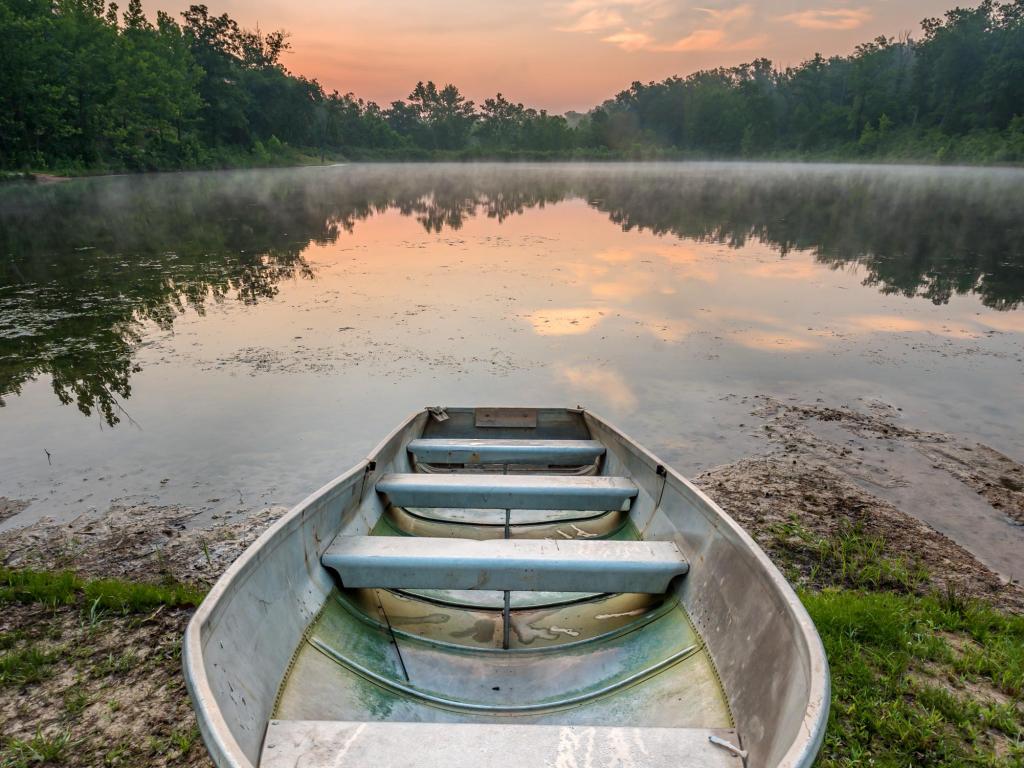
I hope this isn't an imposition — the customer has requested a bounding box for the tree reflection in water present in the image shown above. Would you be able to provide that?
[1,164,1022,425]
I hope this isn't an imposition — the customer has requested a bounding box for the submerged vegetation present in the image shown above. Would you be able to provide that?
[2,0,1024,170]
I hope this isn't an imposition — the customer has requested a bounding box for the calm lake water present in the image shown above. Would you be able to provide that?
[1,163,1023,535]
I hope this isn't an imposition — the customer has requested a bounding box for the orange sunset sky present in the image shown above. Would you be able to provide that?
[142,0,957,113]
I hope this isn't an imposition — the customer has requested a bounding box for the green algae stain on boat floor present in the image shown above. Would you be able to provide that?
[273,586,731,730]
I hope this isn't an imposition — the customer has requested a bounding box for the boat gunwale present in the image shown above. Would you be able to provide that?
[182,410,423,768]
[583,411,831,768]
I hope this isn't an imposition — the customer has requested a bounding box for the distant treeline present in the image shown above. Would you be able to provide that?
[1,0,1023,171]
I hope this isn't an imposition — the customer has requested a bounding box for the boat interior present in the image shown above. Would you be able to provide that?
[188,407,827,768]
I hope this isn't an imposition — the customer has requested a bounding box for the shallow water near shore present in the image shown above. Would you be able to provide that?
[1,162,1022,572]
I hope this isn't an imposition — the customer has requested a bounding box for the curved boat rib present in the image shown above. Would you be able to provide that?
[382,504,629,539]
[307,635,701,714]
[335,588,675,652]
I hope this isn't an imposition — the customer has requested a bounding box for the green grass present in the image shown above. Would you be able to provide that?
[0,645,62,686]
[0,567,205,613]
[768,518,930,592]
[146,726,200,759]
[0,567,205,697]
[94,650,139,678]
[0,729,74,767]
[805,589,1024,766]
[764,519,1023,764]
[0,567,206,767]
[0,630,26,651]
[62,689,90,716]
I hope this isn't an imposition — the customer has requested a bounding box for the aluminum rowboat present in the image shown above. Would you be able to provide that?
[184,406,829,767]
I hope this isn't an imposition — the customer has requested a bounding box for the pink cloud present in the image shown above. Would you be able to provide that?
[601,29,655,51]
[666,28,766,51]
[779,8,872,30]
[560,8,625,32]
[694,4,754,24]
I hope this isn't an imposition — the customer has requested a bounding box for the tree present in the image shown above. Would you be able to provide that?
[2,0,1024,169]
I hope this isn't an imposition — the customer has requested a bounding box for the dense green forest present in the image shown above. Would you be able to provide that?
[1,0,1023,170]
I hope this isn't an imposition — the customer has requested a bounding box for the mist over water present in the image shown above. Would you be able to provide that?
[1,162,1022,532]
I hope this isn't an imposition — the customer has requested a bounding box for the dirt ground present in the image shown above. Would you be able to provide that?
[0,503,284,587]
[1,396,1022,765]
[698,395,1024,610]
[0,497,31,525]
[0,603,211,767]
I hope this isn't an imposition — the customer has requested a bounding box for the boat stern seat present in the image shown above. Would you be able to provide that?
[261,721,743,768]
[321,536,688,594]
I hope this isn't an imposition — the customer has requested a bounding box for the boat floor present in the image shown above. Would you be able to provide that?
[273,587,731,729]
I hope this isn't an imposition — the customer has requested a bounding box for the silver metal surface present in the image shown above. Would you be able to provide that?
[585,412,830,768]
[277,589,730,726]
[307,636,700,712]
[337,589,670,650]
[407,438,605,465]
[475,407,538,428]
[376,473,637,511]
[321,536,688,593]
[261,722,742,768]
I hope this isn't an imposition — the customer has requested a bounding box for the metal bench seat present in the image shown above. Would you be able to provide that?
[321,536,688,593]
[407,438,605,465]
[375,473,637,511]
[261,721,741,768]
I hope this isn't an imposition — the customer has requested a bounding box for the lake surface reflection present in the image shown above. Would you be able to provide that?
[1,163,1022,530]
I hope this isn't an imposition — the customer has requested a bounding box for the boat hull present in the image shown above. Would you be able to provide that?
[184,407,828,767]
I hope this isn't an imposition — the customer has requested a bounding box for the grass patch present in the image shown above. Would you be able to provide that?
[0,568,205,613]
[0,630,26,651]
[805,588,1024,766]
[146,726,200,759]
[62,689,90,716]
[0,570,79,607]
[0,569,206,768]
[0,729,74,767]
[0,645,62,686]
[94,650,140,678]
[768,519,929,592]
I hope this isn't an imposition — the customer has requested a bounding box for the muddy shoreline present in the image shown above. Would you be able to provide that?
[1,397,1022,765]
[3,395,1020,597]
